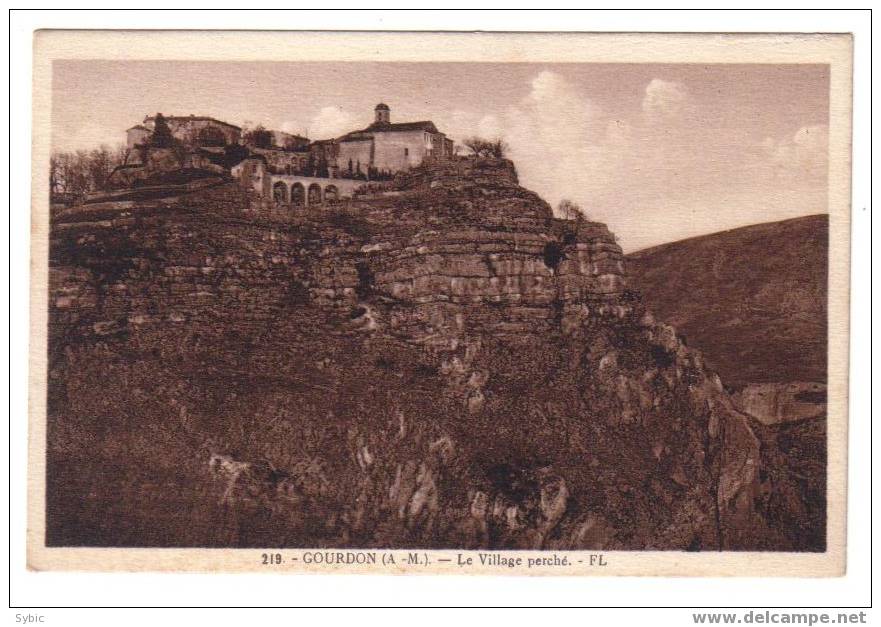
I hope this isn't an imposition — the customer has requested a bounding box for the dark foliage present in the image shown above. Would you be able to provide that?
[542,241,565,271]
[149,113,175,148]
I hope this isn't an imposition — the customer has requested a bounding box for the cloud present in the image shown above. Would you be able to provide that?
[473,71,620,216]
[437,110,505,146]
[476,114,503,139]
[452,70,827,249]
[761,124,829,177]
[304,106,359,140]
[280,120,308,138]
[641,79,689,119]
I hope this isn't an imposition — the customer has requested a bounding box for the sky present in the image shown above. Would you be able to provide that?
[52,61,829,251]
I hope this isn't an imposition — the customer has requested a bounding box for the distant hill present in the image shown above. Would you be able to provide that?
[626,215,828,391]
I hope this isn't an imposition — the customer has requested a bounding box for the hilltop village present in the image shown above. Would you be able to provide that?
[47,94,826,554]
[113,103,455,206]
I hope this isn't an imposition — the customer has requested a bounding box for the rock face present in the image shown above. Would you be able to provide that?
[626,215,828,550]
[46,157,809,551]
[732,382,826,426]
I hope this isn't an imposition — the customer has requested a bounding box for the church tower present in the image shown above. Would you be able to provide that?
[374,103,390,125]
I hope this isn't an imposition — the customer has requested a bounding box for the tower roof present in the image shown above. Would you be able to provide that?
[374,103,390,111]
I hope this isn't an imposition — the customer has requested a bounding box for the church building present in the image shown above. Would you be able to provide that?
[336,104,454,176]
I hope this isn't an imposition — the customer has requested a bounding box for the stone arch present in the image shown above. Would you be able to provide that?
[272,181,288,204]
[308,183,322,205]
[290,182,305,207]
[324,185,339,202]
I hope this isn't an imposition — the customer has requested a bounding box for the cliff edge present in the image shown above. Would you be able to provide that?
[46,158,815,550]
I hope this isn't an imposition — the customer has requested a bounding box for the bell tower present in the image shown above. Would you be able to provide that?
[374,103,390,125]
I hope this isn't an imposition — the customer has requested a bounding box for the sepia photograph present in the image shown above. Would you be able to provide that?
[25,28,853,579]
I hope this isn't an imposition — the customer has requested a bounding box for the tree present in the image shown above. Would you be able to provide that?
[86,145,115,191]
[243,125,274,149]
[303,153,316,177]
[149,113,175,148]
[463,136,508,158]
[316,154,329,178]
[115,144,132,167]
[49,154,61,195]
[558,199,587,222]
[61,150,91,196]
[50,142,130,199]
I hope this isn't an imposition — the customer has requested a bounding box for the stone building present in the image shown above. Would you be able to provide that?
[231,156,360,206]
[249,147,312,176]
[126,125,151,150]
[117,105,455,205]
[230,157,268,195]
[127,114,242,150]
[242,127,310,152]
[336,104,454,177]
[271,130,310,151]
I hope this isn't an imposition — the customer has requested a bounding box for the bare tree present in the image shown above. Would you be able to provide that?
[115,144,132,167]
[558,199,587,222]
[86,145,115,191]
[50,142,130,199]
[462,136,508,158]
[49,154,61,195]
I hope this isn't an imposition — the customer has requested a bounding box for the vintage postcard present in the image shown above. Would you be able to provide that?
[29,31,852,576]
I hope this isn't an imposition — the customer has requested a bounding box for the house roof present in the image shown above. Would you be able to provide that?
[143,115,242,131]
[127,124,150,132]
[338,120,441,142]
[272,130,309,142]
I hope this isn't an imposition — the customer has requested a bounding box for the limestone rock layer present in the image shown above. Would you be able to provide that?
[45,158,810,551]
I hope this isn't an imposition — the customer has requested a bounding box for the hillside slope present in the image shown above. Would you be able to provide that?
[626,215,828,391]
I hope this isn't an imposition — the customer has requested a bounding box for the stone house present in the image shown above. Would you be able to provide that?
[127,115,242,150]
[126,125,151,150]
[120,104,454,198]
[231,157,267,195]
[271,130,310,151]
[249,147,311,175]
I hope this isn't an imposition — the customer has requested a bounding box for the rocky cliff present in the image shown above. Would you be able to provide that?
[626,215,829,550]
[46,158,811,551]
